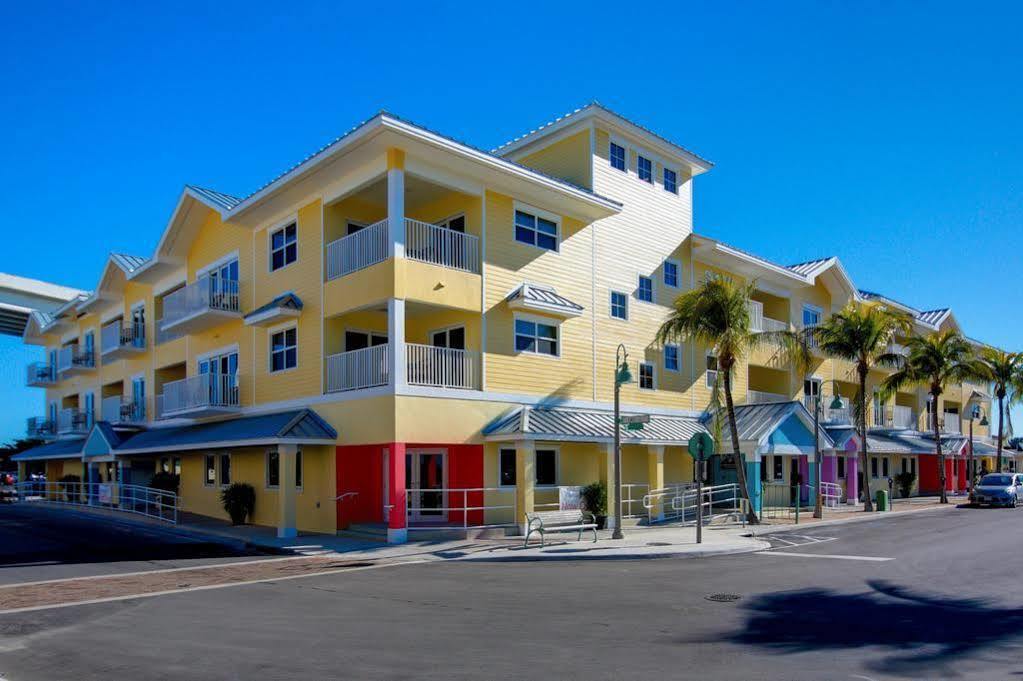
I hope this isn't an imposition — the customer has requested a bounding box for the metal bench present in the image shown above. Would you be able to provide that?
[523,509,598,547]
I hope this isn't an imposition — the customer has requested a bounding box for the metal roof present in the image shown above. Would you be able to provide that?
[712,401,835,447]
[244,292,304,320]
[825,427,969,455]
[483,406,707,445]
[11,438,86,461]
[786,257,836,277]
[186,185,244,211]
[506,283,584,316]
[917,309,951,326]
[110,253,149,273]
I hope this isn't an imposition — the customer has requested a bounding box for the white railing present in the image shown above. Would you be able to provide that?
[26,362,55,385]
[944,413,961,434]
[325,219,388,280]
[14,481,178,523]
[873,406,886,427]
[806,395,852,424]
[749,300,789,333]
[325,344,389,392]
[102,395,146,424]
[154,394,165,420]
[887,342,910,357]
[57,407,91,434]
[644,483,741,525]
[746,390,789,405]
[161,373,240,416]
[26,416,55,438]
[821,481,843,507]
[802,325,821,350]
[892,405,914,429]
[406,344,479,390]
[102,321,145,354]
[162,277,240,329]
[57,345,94,373]
[405,487,516,530]
[154,317,184,345]
[621,483,651,519]
[405,219,480,273]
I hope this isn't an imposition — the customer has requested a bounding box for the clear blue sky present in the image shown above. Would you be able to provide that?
[1,1,1020,441]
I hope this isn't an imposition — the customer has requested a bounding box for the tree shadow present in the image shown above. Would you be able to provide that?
[721,579,1023,676]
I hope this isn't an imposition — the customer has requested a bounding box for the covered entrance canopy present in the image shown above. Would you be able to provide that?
[483,405,707,445]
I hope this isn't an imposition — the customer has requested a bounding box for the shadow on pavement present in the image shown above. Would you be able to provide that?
[723,579,1023,676]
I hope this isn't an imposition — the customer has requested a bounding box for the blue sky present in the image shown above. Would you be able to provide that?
[1,1,1020,440]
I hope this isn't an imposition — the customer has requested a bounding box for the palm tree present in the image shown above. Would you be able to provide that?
[810,303,911,512]
[974,348,1023,473]
[881,330,984,504]
[656,276,761,524]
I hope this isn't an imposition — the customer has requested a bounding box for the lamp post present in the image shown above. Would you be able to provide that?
[812,386,846,519]
[612,344,632,540]
[967,404,988,494]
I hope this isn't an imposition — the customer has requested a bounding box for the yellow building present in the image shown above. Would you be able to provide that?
[14,104,997,541]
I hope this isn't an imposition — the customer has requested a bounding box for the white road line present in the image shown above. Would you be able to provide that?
[0,560,429,616]
[772,537,798,546]
[756,551,894,562]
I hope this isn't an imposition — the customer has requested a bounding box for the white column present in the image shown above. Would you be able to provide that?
[277,444,298,539]
[387,149,405,260]
[387,298,406,392]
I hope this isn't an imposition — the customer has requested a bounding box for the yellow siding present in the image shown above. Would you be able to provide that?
[516,130,592,189]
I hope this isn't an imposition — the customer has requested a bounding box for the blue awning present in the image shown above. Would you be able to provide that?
[11,438,85,461]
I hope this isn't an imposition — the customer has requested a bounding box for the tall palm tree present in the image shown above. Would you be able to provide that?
[974,348,1023,473]
[656,276,761,524]
[810,303,911,512]
[881,330,984,504]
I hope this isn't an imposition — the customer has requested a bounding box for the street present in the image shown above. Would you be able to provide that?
[1,505,1022,680]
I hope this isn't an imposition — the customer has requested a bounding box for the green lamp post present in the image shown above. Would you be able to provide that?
[612,344,632,540]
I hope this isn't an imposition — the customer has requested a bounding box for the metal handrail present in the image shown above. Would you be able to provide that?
[13,481,178,523]
[404,486,517,531]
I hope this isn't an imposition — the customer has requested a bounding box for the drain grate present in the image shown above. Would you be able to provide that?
[705,593,741,603]
[646,542,671,547]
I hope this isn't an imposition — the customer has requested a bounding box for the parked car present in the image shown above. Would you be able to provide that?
[970,473,1023,508]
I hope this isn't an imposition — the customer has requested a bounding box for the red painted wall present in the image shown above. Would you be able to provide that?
[957,459,968,492]
[919,456,940,495]
[407,443,485,526]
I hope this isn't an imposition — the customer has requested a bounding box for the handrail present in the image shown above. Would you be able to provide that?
[404,486,517,531]
[406,343,480,390]
[162,276,240,328]
[14,481,178,523]
[162,373,241,415]
[325,344,389,392]
[405,219,480,273]
[325,219,388,280]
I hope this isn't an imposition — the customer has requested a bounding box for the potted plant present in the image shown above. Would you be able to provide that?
[220,482,256,525]
[894,471,916,499]
[580,480,607,529]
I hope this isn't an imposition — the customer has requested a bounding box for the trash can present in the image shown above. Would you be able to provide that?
[875,489,889,512]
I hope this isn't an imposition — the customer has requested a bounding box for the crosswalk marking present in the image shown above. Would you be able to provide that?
[755,551,894,562]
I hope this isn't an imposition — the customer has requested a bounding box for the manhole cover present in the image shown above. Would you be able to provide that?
[705,593,741,603]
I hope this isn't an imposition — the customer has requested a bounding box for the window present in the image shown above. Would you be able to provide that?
[637,155,653,183]
[663,167,678,194]
[270,327,298,372]
[882,457,890,478]
[610,142,626,171]
[436,214,466,232]
[772,456,783,480]
[536,449,557,486]
[901,458,909,474]
[270,222,298,271]
[706,355,718,388]
[204,455,216,486]
[664,344,680,372]
[871,457,879,479]
[639,362,655,390]
[838,457,846,478]
[514,318,558,356]
[637,276,653,303]
[499,448,516,486]
[220,454,231,486]
[173,457,181,475]
[664,260,680,288]
[160,457,169,473]
[802,305,822,328]
[911,458,916,475]
[344,330,387,351]
[610,291,628,320]
[266,450,280,488]
[296,449,303,489]
[804,378,821,401]
[514,209,558,251]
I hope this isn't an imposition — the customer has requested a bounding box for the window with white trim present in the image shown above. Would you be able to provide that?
[706,354,718,388]
[270,222,297,271]
[637,275,654,303]
[610,291,628,320]
[536,448,557,486]
[204,454,216,486]
[610,142,626,171]
[219,454,231,486]
[802,305,822,328]
[639,362,655,390]
[514,318,558,356]
[499,448,516,486]
[637,155,653,183]
[663,167,678,194]
[882,457,890,478]
[664,260,680,288]
[514,209,558,252]
[266,449,280,488]
[270,327,298,372]
[664,344,680,372]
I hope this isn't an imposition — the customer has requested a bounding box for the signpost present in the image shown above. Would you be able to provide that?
[620,414,650,431]
[688,432,715,544]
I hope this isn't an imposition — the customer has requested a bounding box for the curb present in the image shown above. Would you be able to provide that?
[746,501,959,536]
[450,539,772,562]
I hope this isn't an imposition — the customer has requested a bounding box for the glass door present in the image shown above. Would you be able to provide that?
[199,351,238,406]
[405,450,445,522]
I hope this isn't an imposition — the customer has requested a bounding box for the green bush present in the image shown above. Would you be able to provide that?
[581,480,607,517]
[894,471,916,498]
[221,482,256,525]
[59,474,81,503]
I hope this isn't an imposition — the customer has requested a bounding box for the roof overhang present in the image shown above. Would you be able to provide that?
[691,235,808,290]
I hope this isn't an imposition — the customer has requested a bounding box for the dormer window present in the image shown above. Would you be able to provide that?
[610,142,626,171]
[663,168,678,194]
[637,155,653,183]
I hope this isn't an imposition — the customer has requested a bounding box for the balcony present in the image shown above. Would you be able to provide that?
[161,278,241,335]
[745,390,789,405]
[325,344,390,393]
[943,413,961,434]
[805,395,851,424]
[325,219,388,280]
[161,374,242,418]
[101,322,146,361]
[892,405,914,429]
[57,346,95,376]
[27,416,55,439]
[749,301,788,334]
[101,395,146,425]
[406,343,480,390]
[26,362,56,387]
[57,408,91,436]
[154,318,184,345]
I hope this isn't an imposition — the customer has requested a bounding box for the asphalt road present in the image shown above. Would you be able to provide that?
[2,505,1023,680]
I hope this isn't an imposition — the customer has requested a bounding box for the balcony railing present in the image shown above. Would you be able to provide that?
[745,390,789,405]
[26,362,56,387]
[325,219,388,280]
[161,277,241,332]
[101,395,146,424]
[161,373,241,418]
[154,317,184,345]
[101,321,146,359]
[325,344,389,392]
[873,406,886,427]
[57,408,92,435]
[805,395,851,424]
[405,219,480,274]
[406,343,480,390]
[892,405,914,429]
[749,301,788,333]
[27,416,55,439]
[887,342,910,357]
[944,413,961,434]
[57,346,95,375]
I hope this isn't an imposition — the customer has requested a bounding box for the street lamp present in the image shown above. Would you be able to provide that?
[812,384,845,518]
[967,403,989,492]
[612,344,632,540]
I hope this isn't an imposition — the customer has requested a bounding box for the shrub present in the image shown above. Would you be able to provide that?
[149,471,180,495]
[221,482,256,525]
[580,480,607,517]
[59,474,81,503]
[894,472,916,499]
